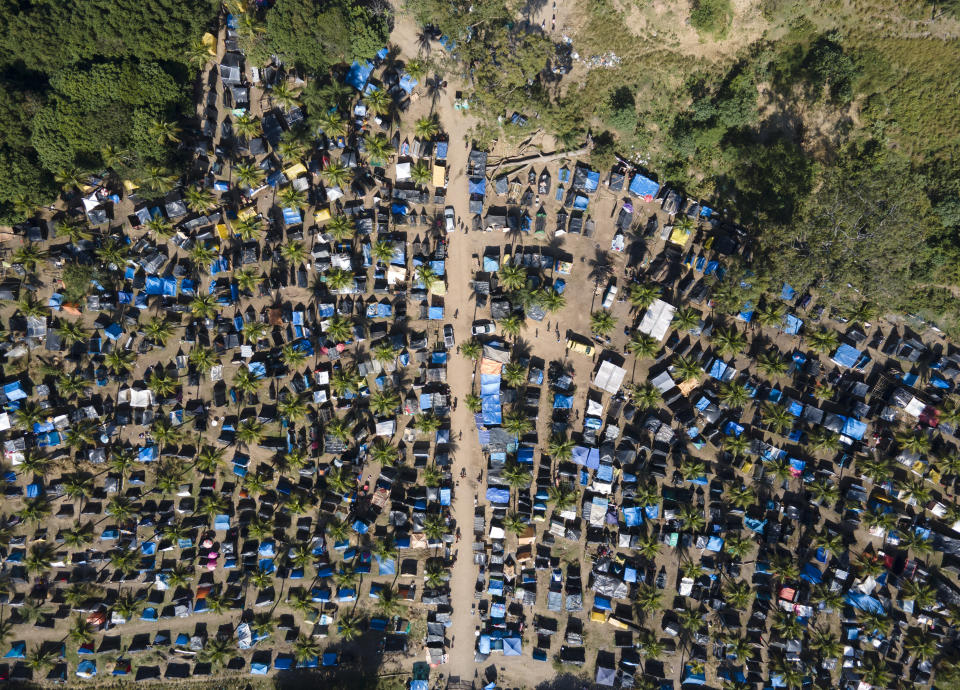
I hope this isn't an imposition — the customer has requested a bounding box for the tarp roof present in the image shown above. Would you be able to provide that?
[638,299,676,342]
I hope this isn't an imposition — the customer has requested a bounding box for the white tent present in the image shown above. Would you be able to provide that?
[118,389,154,408]
[593,360,626,394]
[638,299,676,342]
[396,162,411,181]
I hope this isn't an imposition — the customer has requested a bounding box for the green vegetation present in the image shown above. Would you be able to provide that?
[690,0,733,37]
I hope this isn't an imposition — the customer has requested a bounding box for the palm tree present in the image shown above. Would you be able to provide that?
[895,430,931,455]
[54,166,88,193]
[24,543,54,574]
[422,464,442,488]
[548,434,575,461]
[189,242,218,268]
[326,214,355,243]
[414,114,439,139]
[627,333,659,359]
[147,370,177,398]
[13,244,48,273]
[143,317,175,346]
[502,462,532,500]
[410,160,432,187]
[338,612,362,642]
[760,402,793,435]
[769,553,799,583]
[498,264,527,291]
[138,166,177,195]
[503,409,533,436]
[718,382,750,408]
[671,306,701,332]
[321,160,351,188]
[232,367,262,400]
[188,346,217,376]
[199,637,235,667]
[723,580,753,610]
[413,413,442,435]
[292,634,320,664]
[503,512,527,536]
[277,136,307,163]
[590,310,616,336]
[672,355,703,382]
[365,133,393,162]
[811,583,844,611]
[145,216,174,238]
[68,615,94,644]
[184,186,217,213]
[25,646,55,671]
[14,402,45,431]
[628,283,661,311]
[459,340,482,363]
[502,361,527,388]
[630,382,662,410]
[234,161,265,189]
[149,119,181,144]
[424,560,447,588]
[807,478,839,506]
[902,626,937,661]
[271,81,301,110]
[900,579,937,610]
[189,294,218,319]
[861,656,892,688]
[19,497,51,525]
[807,328,839,354]
[500,314,525,338]
[194,445,224,475]
[236,419,264,446]
[724,484,756,510]
[369,387,400,416]
[370,439,398,467]
[755,302,785,329]
[711,326,747,356]
[233,112,262,139]
[278,394,308,423]
[547,482,578,512]
[365,87,391,117]
[722,434,750,461]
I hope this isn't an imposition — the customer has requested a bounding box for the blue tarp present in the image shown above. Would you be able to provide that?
[705,536,724,552]
[783,314,803,335]
[282,207,301,225]
[435,141,448,159]
[842,417,867,440]
[503,637,522,656]
[486,487,510,504]
[831,344,861,368]
[800,563,822,583]
[623,506,642,527]
[781,283,796,301]
[481,394,502,426]
[744,517,766,533]
[845,592,886,613]
[469,177,486,195]
[571,446,600,469]
[345,60,374,90]
[573,195,589,210]
[399,73,418,94]
[428,306,444,320]
[583,170,600,192]
[553,394,573,409]
[628,173,659,201]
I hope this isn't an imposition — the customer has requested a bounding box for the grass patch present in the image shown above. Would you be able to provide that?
[690,0,733,37]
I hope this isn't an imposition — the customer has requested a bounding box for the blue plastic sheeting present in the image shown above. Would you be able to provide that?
[788,401,804,416]
[481,394,502,425]
[345,60,374,90]
[282,207,301,225]
[248,362,267,378]
[571,446,600,469]
[250,662,269,675]
[139,445,158,462]
[145,276,164,295]
[428,306,444,320]
[573,195,589,210]
[783,314,803,335]
[181,279,195,295]
[435,141,448,159]
[705,536,724,552]
[478,635,491,654]
[583,170,600,192]
[623,506,642,527]
[481,373,502,394]
[214,514,230,530]
[645,504,660,519]
[709,359,729,380]
[724,421,744,436]
[483,255,500,271]
[469,177,486,195]
[831,343,861,368]
[845,592,886,613]
[399,73,418,94]
[781,283,796,301]
[3,382,25,400]
[430,260,445,276]
[628,173,659,201]
[439,487,451,505]
[800,563,822,583]
[553,394,573,409]
[683,667,706,685]
[518,446,534,463]
[503,637,522,656]
[932,376,951,389]
[596,464,613,482]
[594,595,612,611]
[375,555,396,575]
[391,202,408,216]
[842,417,867,440]
[486,487,510,504]
[745,517,766,533]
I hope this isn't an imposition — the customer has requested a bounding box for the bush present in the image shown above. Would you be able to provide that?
[62,263,99,303]
[690,0,732,37]
[604,86,637,133]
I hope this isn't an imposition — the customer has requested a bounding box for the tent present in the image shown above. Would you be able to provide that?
[831,344,861,368]
[593,360,626,394]
[503,637,522,656]
[628,173,659,201]
[345,60,374,90]
[638,299,676,342]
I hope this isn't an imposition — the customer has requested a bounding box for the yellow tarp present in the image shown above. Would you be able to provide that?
[608,617,629,630]
[314,207,332,223]
[432,163,445,188]
[283,163,307,179]
[122,180,139,193]
[590,610,607,623]
[669,225,692,247]
[201,32,217,54]
[215,224,230,241]
[237,206,258,220]
[430,282,446,296]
